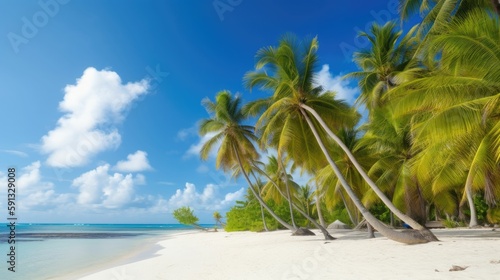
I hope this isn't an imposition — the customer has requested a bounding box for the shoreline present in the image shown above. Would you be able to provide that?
[59,230,197,280]
[78,228,500,280]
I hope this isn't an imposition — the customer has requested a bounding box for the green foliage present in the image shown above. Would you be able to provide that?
[225,199,308,232]
[487,207,500,224]
[369,203,392,224]
[173,207,199,226]
[324,205,352,225]
[225,200,279,232]
[443,219,467,228]
[474,194,489,223]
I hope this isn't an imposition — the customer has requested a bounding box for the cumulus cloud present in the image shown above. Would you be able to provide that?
[18,161,54,192]
[41,67,150,168]
[114,150,152,172]
[6,161,73,210]
[314,64,358,104]
[168,182,244,210]
[72,164,146,209]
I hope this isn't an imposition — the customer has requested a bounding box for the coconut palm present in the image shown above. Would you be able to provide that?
[251,160,335,239]
[344,21,420,115]
[296,185,315,227]
[261,155,299,228]
[199,90,294,231]
[388,9,500,226]
[245,35,437,243]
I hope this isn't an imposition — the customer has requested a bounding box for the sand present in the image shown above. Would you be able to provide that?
[78,228,500,280]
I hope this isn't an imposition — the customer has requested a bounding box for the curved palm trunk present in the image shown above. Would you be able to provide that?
[252,163,335,240]
[464,171,478,227]
[339,188,358,226]
[301,104,438,242]
[250,172,270,232]
[259,203,269,231]
[233,147,295,231]
[301,108,433,244]
[315,193,327,228]
[279,156,297,229]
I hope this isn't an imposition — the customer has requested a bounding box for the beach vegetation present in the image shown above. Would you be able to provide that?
[197,0,500,243]
[173,207,206,230]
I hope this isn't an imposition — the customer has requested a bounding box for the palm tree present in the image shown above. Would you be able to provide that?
[251,160,335,239]
[245,35,437,243]
[388,9,500,226]
[213,211,225,228]
[261,155,298,228]
[344,21,419,115]
[296,185,315,227]
[199,90,294,231]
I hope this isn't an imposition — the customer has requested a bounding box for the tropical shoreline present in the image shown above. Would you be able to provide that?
[78,228,500,280]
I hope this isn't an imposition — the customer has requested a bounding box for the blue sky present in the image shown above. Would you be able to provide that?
[0,0,404,223]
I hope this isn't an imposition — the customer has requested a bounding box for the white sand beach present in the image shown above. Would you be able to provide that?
[78,228,500,280]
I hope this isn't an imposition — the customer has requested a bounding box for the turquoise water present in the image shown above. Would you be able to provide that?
[0,224,198,280]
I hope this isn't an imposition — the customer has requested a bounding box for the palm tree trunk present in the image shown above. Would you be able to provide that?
[249,171,269,231]
[339,188,358,226]
[259,203,269,231]
[491,0,500,16]
[252,163,335,240]
[464,172,478,227]
[315,192,327,228]
[367,222,375,238]
[279,156,297,229]
[301,108,432,244]
[301,104,438,242]
[233,146,295,231]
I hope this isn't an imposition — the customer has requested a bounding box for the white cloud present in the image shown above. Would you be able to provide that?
[41,67,150,168]
[0,150,28,157]
[168,182,244,210]
[18,161,54,192]
[185,132,218,159]
[177,126,197,141]
[2,161,73,210]
[314,64,358,104]
[114,150,152,172]
[72,164,146,209]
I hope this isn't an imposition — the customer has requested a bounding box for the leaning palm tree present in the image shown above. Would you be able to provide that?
[388,9,500,226]
[245,35,437,243]
[199,90,294,231]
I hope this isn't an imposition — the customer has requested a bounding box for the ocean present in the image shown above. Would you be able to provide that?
[0,223,198,280]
